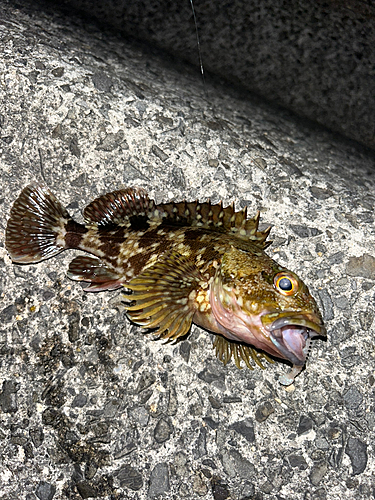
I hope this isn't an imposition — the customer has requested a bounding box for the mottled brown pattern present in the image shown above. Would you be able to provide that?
[65,220,88,248]
[136,227,169,249]
[127,248,160,277]
[96,226,128,257]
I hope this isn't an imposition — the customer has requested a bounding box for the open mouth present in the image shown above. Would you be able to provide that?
[262,313,325,366]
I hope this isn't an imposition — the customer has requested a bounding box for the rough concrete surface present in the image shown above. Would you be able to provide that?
[0,1,374,499]
[53,0,375,150]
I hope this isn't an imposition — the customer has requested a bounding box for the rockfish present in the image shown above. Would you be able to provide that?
[5,184,325,385]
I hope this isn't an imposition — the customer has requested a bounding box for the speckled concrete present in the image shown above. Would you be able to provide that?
[0,1,374,499]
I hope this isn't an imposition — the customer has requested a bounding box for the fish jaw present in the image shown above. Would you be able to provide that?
[261,312,325,365]
[209,273,325,384]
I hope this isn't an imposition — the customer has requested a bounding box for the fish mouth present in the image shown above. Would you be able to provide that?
[261,312,326,366]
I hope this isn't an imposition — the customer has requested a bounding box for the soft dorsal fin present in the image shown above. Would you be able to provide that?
[157,200,272,248]
[83,187,155,225]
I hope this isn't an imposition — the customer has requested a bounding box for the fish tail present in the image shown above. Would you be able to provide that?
[5,183,72,263]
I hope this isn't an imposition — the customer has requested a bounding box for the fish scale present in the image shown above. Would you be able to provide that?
[5,183,325,385]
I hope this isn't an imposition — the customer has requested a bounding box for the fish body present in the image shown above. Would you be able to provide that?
[5,184,325,385]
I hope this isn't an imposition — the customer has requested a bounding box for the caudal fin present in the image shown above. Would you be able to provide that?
[5,183,71,263]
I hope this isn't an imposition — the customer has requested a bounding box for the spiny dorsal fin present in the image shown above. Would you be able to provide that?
[84,187,155,225]
[157,200,271,247]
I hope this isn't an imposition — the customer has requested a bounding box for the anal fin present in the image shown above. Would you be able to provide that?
[67,256,123,291]
[125,252,203,341]
[213,335,274,370]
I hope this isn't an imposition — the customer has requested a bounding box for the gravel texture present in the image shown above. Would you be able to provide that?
[0,1,374,499]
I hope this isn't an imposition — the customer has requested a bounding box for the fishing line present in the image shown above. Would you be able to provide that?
[189,0,207,98]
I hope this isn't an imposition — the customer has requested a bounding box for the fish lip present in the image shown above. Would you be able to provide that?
[261,312,325,366]
[268,314,326,337]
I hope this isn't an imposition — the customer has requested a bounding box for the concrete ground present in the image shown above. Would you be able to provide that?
[0,1,374,499]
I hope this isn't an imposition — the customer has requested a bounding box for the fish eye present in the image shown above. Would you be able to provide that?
[274,273,298,296]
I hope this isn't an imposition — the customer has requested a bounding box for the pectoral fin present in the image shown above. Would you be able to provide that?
[125,252,203,341]
[213,335,273,370]
[67,256,123,291]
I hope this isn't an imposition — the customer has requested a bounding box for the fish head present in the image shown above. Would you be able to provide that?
[210,246,325,383]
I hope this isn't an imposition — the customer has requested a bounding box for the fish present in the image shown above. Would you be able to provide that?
[5,183,325,385]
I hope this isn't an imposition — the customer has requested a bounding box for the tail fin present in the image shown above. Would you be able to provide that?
[6,183,71,263]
